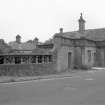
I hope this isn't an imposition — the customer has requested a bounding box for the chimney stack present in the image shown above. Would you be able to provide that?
[78,13,86,33]
[59,28,63,33]
[16,35,21,44]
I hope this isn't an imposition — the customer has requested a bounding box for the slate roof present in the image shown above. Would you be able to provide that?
[8,41,36,50]
[37,43,54,49]
[32,48,53,55]
[7,40,54,55]
[54,28,105,41]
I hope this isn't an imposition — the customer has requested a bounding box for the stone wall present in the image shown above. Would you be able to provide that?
[84,47,96,67]
[56,46,74,72]
[74,47,82,68]
[0,49,58,76]
[73,46,97,68]
[0,63,57,76]
[96,47,105,67]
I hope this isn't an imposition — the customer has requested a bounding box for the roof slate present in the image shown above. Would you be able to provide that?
[55,28,105,41]
[9,41,36,50]
[32,48,52,55]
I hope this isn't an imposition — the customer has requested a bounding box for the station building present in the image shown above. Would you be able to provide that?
[0,13,105,76]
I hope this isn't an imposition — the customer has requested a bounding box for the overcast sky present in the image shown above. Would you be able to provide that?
[0,0,105,43]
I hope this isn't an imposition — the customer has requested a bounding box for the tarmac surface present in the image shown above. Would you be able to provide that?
[0,69,105,105]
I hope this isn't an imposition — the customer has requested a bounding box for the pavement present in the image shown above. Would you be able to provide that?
[0,68,105,105]
[0,68,104,83]
[0,70,79,83]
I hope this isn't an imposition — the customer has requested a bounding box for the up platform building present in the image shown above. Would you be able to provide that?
[0,13,105,76]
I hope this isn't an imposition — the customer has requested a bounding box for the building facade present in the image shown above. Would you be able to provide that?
[0,13,105,76]
[53,13,105,71]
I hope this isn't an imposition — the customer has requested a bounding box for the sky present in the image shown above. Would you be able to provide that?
[0,0,105,43]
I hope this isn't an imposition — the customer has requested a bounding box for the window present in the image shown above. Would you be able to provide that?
[5,56,14,64]
[49,55,52,62]
[22,56,29,64]
[31,56,36,63]
[0,56,4,64]
[44,55,48,63]
[43,55,52,63]
[38,55,42,63]
[15,56,21,64]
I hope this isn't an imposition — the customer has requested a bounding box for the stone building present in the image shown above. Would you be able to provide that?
[8,35,39,53]
[53,13,105,71]
[0,13,105,76]
[0,35,57,76]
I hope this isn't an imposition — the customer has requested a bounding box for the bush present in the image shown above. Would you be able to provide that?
[9,78,16,82]
[80,65,90,70]
[73,65,80,69]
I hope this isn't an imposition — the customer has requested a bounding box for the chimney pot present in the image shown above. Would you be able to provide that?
[60,28,63,33]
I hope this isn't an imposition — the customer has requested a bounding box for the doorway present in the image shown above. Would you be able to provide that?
[94,52,96,66]
[0,56,4,64]
[68,52,72,68]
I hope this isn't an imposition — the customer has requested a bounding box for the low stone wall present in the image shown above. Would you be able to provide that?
[0,63,57,76]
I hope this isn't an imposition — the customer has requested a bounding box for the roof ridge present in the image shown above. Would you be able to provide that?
[85,27,105,31]
[55,27,105,35]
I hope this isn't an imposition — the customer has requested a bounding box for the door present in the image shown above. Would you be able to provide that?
[68,52,72,68]
[93,53,96,66]
[0,56,4,64]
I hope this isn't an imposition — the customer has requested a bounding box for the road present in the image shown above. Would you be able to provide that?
[0,70,105,105]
